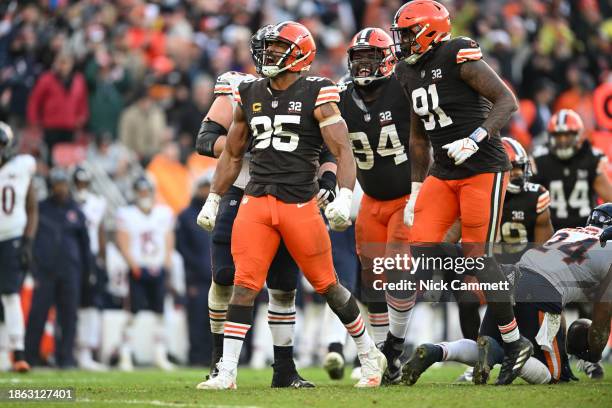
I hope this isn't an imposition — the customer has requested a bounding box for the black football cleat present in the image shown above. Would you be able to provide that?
[473,336,493,385]
[496,336,533,385]
[577,360,604,380]
[271,362,315,388]
[401,343,441,386]
[380,334,404,385]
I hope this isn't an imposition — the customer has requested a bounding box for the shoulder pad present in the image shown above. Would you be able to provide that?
[214,71,257,95]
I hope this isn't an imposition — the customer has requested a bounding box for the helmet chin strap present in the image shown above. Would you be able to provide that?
[262,50,312,78]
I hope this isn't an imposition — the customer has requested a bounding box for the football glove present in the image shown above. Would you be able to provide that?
[324,187,352,231]
[403,182,422,227]
[19,236,33,271]
[316,171,337,209]
[442,127,488,165]
[197,193,221,231]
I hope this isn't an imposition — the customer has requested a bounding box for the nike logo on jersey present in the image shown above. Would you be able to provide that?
[241,197,249,205]
[297,203,308,208]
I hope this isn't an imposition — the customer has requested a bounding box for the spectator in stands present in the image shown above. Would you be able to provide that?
[26,52,89,165]
[84,47,131,140]
[118,87,166,167]
[25,168,91,368]
[147,139,191,214]
[175,174,213,366]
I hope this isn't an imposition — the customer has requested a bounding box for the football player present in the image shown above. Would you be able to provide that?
[0,122,37,373]
[391,0,532,384]
[72,166,108,371]
[195,25,334,388]
[330,27,420,384]
[196,21,386,390]
[532,109,612,230]
[115,176,175,371]
[499,137,554,257]
[403,203,612,385]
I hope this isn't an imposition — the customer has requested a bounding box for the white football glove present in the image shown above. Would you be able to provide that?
[316,187,336,209]
[403,182,422,227]
[196,193,221,231]
[442,127,488,165]
[324,187,352,231]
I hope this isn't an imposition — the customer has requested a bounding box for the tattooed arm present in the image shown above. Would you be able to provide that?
[459,59,518,137]
[409,108,431,182]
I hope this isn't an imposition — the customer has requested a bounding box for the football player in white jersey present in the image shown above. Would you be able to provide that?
[72,166,108,371]
[402,203,612,385]
[0,122,37,373]
[115,175,175,371]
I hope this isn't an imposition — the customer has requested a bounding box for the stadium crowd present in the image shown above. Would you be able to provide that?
[0,0,610,370]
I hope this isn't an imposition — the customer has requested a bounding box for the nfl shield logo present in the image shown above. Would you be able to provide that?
[420,70,425,78]
[271,100,279,109]
[364,113,371,122]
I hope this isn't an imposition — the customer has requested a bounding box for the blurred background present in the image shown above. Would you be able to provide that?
[0,0,610,370]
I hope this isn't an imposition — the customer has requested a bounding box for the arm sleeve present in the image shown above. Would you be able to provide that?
[453,37,483,64]
[315,79,341,107]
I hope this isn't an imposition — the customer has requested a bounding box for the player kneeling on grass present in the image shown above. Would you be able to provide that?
[196,21,386,390]
[402,203,612,385]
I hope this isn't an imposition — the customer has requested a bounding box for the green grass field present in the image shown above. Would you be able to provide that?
[0,364,610,408]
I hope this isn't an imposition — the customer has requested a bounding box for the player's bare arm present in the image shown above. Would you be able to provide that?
[409,108,431,182]
[534,208,554,244]
[23,180,38,239]
[459,59,518,136]
[315,102,355,190]
[195,95,233,158]
[588,300,612,362]
[164,229,175,271]
[210,105,250,196]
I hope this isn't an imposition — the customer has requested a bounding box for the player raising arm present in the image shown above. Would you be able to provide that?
[196,22,384,390]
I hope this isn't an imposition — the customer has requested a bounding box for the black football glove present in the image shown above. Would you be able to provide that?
[316,171,337,209]
[19,236,33,272]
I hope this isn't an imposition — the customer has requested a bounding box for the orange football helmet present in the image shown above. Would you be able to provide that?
[502,137,531,193]
[259,21,316,78]
[390,0,451,64]
[547,109,585,160]
[348,27,396,86]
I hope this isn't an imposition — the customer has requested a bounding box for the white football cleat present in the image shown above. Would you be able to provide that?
[154,345,175,371]
[355,346,387,388]
[119,346,134,372]
[350,366,361,380]
[196,361,237,390]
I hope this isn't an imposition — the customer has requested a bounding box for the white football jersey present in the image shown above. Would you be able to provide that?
[214,71,256,190]
[105,242,129,298]
[116,204,174,269]
[0,155,36,241]
[79,191,107,255]
[519,226,612,305]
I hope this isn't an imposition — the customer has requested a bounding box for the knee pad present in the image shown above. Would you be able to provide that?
[267,289,296,308]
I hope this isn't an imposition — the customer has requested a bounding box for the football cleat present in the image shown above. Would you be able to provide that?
[473,336,493,385]
[380,334,404,385]
[271,360,315,388]
[323,351,345,380]
[118,346,134,372]
[577,360,604,380]
[12,360,30,373]
[196,360,237,390]
[456,366,474,383]
[355,346,387,388]
[401,343,440,386]
[496,336,533,385]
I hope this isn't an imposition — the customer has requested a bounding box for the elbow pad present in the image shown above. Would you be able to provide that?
[196,120,228,157]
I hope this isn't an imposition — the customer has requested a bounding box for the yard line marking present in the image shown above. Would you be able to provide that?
[78,398,260,408]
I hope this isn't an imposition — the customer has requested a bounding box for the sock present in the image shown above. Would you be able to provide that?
[1,294,24,351]
[367,302,389,344]
[209,282,232,335]
[267,289,296,349]
[334,297,374,354]
[520,357,551,384]
[477,258,519,343]
[457,297,481,341]
[154,314,166,346]
[222,305,254,370]
[323,305,348,346]
[498,318,520,343]
[385,293,415,340]
[438,339,478,365]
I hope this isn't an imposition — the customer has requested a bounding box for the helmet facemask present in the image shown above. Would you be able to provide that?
[507,157,531,194]
[391,24,429,65]
[348,47,392,86]
[250,25,274,75]
[260,36,311,78]
[550,131,580,160]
